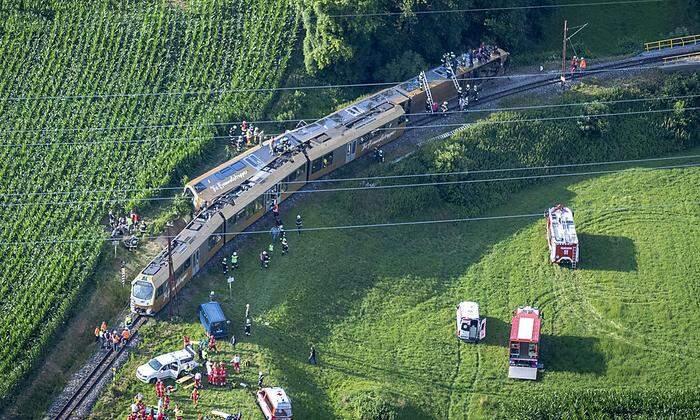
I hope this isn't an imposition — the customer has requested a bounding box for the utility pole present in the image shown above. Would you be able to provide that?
[167,221,179,320]
[561,20,568,86]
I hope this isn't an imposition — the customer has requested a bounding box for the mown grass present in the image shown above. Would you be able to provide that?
[518,0,698,64]
[93,147,700,418]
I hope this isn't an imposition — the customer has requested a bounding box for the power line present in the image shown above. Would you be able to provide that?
[0,61,673,103]
[3,105,697,148]
[3,154,697,199]
[327,0,667,17]
[3,93,695,136]
[1,162,696,207]
[1,201,696,246]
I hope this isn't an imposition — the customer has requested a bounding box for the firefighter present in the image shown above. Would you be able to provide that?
[309,345,317,365]
[258,371,265,388]
[231,354,241,373]
[230,334,237,349]
[281,237,289,255]
[121,328,131,344]
[100,321,108,333]
[440,101,449,115]
[259,251,269,269]
[268,242,274,255]
[230,251,239,269]
[580,57,587,70]
[125,313,133,329]
[245,318,252,336]
[296,214,303,235]
[221,257,228,274]
[112,330,120,351]
[194,372,202,389]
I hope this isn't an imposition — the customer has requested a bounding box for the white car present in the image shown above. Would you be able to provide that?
[136,346,199,383]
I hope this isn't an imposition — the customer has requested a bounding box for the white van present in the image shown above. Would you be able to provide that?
[257,387,292,419]
[456,301,486,342]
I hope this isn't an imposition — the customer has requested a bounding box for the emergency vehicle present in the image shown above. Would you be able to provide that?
[545,204,579,268]
[508,306,543,380]
[456,301,486,342]
[257,387,292,419]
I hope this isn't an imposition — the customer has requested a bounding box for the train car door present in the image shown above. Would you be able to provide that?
[192,249,200,275]
[346,139,358,162]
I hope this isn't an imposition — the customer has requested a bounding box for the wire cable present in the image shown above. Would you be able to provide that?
[0,60,674,103]
[1,201,696,246]
[1,162,696,207]
[2,93,696,136]
[3,105,697,148]
[3,153,698,199]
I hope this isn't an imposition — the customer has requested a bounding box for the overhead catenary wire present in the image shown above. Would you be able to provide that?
[2,92,696,136]
[1,201,696,246]
[0,60,677,103]
[3,105,698,148]
[1,162,697,207]
[3,153,698,199]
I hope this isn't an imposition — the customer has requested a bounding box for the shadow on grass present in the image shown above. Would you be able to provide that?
[578,233,637,272]
[544,334,606,375]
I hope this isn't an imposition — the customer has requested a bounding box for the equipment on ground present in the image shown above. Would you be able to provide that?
[508,306,543,380]
[545,204,579,268]
[456,301,486,343]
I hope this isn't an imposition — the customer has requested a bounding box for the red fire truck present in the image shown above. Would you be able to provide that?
[508,306,543,380]
[545,204,579,268]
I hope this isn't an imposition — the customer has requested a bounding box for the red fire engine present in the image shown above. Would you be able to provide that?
[545,204,579,268]
[508,306,543,380]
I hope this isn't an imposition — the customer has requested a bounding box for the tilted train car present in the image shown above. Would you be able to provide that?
[131,48,509,315]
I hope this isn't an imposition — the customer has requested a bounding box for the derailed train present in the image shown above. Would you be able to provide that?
[130,48,510,314]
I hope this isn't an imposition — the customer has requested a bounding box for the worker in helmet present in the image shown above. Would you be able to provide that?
[124,313,133,329]
[441,101,449,115]
[230,252,239,269]
[260,251,270,269]
[580,57,587,70]
[221,257,228,274]
[281,237,289,255]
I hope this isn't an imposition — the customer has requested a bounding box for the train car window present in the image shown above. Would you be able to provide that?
[156,283,167,298]
[208,234,221,250]
[311,153,334,173]
[254,196,264,212]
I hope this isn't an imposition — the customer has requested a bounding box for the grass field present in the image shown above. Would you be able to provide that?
[93,146,700,418]
[0,0,298,404]
[519,0,698,64]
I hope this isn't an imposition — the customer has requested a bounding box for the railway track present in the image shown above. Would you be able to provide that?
[48,43,699,420]
[424,46,700,140]
[53,316,147,420]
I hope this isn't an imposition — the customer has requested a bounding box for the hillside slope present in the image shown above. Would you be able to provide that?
[93,157,700,418]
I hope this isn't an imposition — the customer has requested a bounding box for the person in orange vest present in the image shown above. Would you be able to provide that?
[580,57,587,70]
[191,387,199,407]
[122,328,130,344]
[94,326,100,343]
[112,331,121,351]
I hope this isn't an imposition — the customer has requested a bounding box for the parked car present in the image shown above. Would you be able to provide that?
[136,346,198,383]
[198,301,230,338]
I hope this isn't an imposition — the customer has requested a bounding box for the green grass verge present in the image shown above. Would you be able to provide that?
[93,147,700,418]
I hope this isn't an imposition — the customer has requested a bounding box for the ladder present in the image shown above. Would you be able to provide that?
[419,71,435,112]
[443,57,462,94]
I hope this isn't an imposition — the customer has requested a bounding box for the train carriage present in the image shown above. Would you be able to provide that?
[131,46,508,315]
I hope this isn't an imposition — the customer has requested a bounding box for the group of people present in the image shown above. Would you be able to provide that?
[228,120,266,154]
[569,55,588,75]
[108,208,147,251]
[94,320,131,351]
[205,360,228,386]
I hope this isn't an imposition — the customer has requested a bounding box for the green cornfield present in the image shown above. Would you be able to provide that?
[0,0,298,400]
